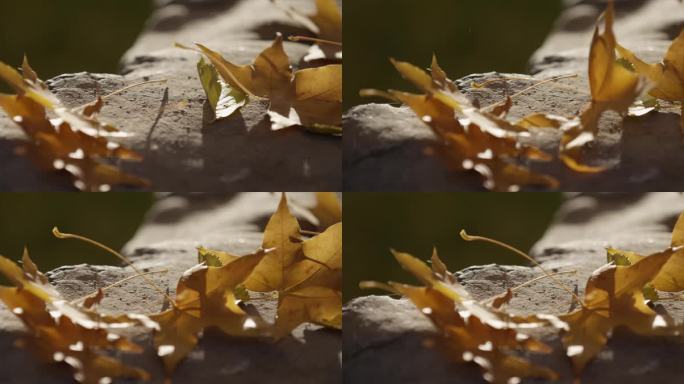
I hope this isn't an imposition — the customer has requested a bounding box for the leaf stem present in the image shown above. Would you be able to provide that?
[52,227,178,308]
[479,270,577,305]
[73,79,168,111]
[70,269,168,305]
[288,35,342,47]
[483,74,578,111]
[460,229,586,308]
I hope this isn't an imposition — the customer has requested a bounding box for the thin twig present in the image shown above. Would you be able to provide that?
[53,227,177,308]
[460,229,586,308]
[70,269,168,305]
[479,270,577,305]
[74,79,168,111]
[288,35,342,46]
[483,74,578,111]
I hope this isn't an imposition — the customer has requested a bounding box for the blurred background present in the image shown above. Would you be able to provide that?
[345,0,563,109]
[344,193,564,300]
[0,0,154,91]
[0,193,155,276]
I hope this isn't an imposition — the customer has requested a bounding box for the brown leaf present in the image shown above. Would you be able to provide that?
[0,59,148,191]
[202,193,342,338]
[363,249,558,384]
[0,251,151,383]
[604,212,684,292]
[559,2,645,171]
[364,57,557,191]
[560,247,684,378]
[151,249,271,378]
[195,36,342,132]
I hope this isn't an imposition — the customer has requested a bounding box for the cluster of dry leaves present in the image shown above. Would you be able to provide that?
[363,1,684,191]
[362,213,684,383]
[188,0,342,135]
[0,193,342,383]
[0,58,149,191]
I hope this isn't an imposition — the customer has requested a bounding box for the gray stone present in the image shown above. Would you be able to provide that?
[343,0,684,191]
[0,192,341,384]
[0,0,341,191]
[344,193,684,383]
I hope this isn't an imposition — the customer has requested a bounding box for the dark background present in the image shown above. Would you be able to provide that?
[344,193,564,300]
[0,193,154,273]
[0,0,153,88]
[344,0,563,109]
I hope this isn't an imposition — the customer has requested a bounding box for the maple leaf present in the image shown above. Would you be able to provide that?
[0,57,149,191]
[517,2,646,173]
[361,249,559,384]
[362,56,558,191]
[202,193,342,338]
[190,35,342,134]
[150,248,271,379]
[559,247,684,378]
[616,27,684,136]
[560,1,645,172]
[0,248,152,384]
[605,212,684,292]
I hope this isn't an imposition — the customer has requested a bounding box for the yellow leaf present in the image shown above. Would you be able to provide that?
[244,193,302,292]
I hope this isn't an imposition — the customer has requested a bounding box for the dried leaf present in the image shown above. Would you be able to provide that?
[244,193,303,292]
[151,249,271,378]
[203,193,342,337]
[560,248,684,378]
[82,288,105,309]
[364,57,557,191]
[0,58,149,191]
[195,36,342,133]
[362,249,558,384]
[606,212,684,292]
[0,250,152,383]
[617,27,684,134]
[560,2,645,171]
[490,288,514,309]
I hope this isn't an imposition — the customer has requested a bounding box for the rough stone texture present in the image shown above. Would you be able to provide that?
[0,0,341,191]
[343,0,684,191]
[0,193,341,384]
[344,193,684,383]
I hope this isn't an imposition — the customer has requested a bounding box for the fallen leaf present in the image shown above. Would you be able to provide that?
[0,57,149,191]
[0,250,152,383]
[194,35,342,133]
[362,56,558,191]
[197,56,246,120]
[203,193,342,337]
[519,2,646,173]
[560,247,684,378]
[617,27,684,135]
[605,212,684,292]
[362,249,559,384]
[151,248,271,378]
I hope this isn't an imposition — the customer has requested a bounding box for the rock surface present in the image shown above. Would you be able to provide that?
[344,192,684,383]
[343,0,684,191]
[0,192,341,384]
[0,0,341,191]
